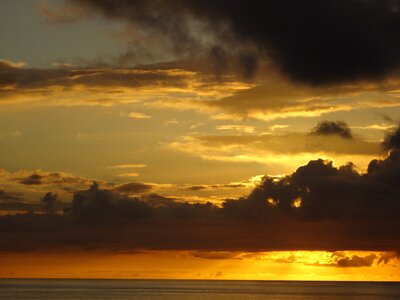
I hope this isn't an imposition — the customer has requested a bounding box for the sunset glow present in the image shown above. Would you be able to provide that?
[1,0,400,282]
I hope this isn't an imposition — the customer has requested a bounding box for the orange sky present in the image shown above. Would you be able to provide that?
[1,250,399,281]
[1,0,400,281]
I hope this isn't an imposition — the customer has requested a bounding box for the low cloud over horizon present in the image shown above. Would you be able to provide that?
[1,143,400,253]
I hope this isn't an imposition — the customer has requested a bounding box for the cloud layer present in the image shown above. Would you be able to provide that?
[1,150,400,252]
[70,0,400,84]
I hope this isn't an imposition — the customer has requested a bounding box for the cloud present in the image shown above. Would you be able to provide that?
[40,0,88,24]
[3,57,400,123]
[236,150,400,222]
[68,0,400,85]
[0,63,251,107]
[309,252,382,268]
[216,125,255,134]
[0,59,26,69]
[19,174,43,185]
[311,121,353,139]
[109,164,146,169]
[108,164,146,177]
[14,170,94,187]
[168,129,381,169]
[0,189,22,202]
[153,72,400,121]
[41,192,58,213]
[164,118,180,125]
[352,123,396,131]
[382,125,400,150]
[184,183,247,191]
[377,251,400,265]
[114,182,153,194]
[335,254,377,268]
[117,173,139,177]
[189,251,242,260]
[128,112,151,119]
[1,151,400,252]
[0,188,63,214]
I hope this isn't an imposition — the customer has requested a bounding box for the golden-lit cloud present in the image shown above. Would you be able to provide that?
[109,164,147,169]
[168,132,382,172]
[0,62,253,108]
[146,72,400,121]
[216,124,255,134]
[127,112,151,119]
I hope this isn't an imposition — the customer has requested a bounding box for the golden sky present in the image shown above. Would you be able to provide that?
[0,0,400,281]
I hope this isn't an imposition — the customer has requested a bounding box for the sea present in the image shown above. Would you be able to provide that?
[0,279,399,299]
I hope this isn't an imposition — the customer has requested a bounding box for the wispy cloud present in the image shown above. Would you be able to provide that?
[109,164,147,169]
[128,112,151,119]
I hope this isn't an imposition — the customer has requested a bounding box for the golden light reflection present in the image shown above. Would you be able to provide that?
[292,197,302,208]
[267,197,279,206]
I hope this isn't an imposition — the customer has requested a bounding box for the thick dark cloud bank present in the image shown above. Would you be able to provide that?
[1,147,400,253]
[71,0,400,84]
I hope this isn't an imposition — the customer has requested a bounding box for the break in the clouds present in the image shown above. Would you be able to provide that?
[1,149,400,253]
[65,0,400,84]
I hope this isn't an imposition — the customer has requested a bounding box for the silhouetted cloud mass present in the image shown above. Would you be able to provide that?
[114,182,153,194]
[311,121,353,139]
[1,150,400,253]
[382,125,400,150]
[19,174,43,185]
[71,0,400,84]
[336,254,377,268]
[311,252,383,267]
[0,189,22,202]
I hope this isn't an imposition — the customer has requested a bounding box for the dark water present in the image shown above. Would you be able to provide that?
[0,279,399,299]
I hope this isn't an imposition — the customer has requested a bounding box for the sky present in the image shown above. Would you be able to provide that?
[0,0,400,281]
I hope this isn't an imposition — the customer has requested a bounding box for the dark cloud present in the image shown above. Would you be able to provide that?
[114,182,153,194]
[378,113,396,124]
[239,150,400,222]
[335,254,377,268]
[70,183,154,221]
[2,152,400,252]
[41,192,58,214]
[0,189,44,213]
[70,0,400,84]
[311,252,381,268]
[186,185,208,191]
[15,171,95,187]
[185,183,246,191]
[377,251,400,264]
[0,189,22,202]
[189,251,241,260]
[382,125,400,150]
[141,193,176,207]
[311,121,353,139]
[0,66,191,92]
[19,174,43,185]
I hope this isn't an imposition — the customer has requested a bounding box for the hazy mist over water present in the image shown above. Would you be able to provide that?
[0,279,400,300]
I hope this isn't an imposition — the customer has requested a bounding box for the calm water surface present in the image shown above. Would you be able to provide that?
[0,279,399,299]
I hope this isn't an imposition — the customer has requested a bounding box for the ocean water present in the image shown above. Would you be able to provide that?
[0,279,399,299]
